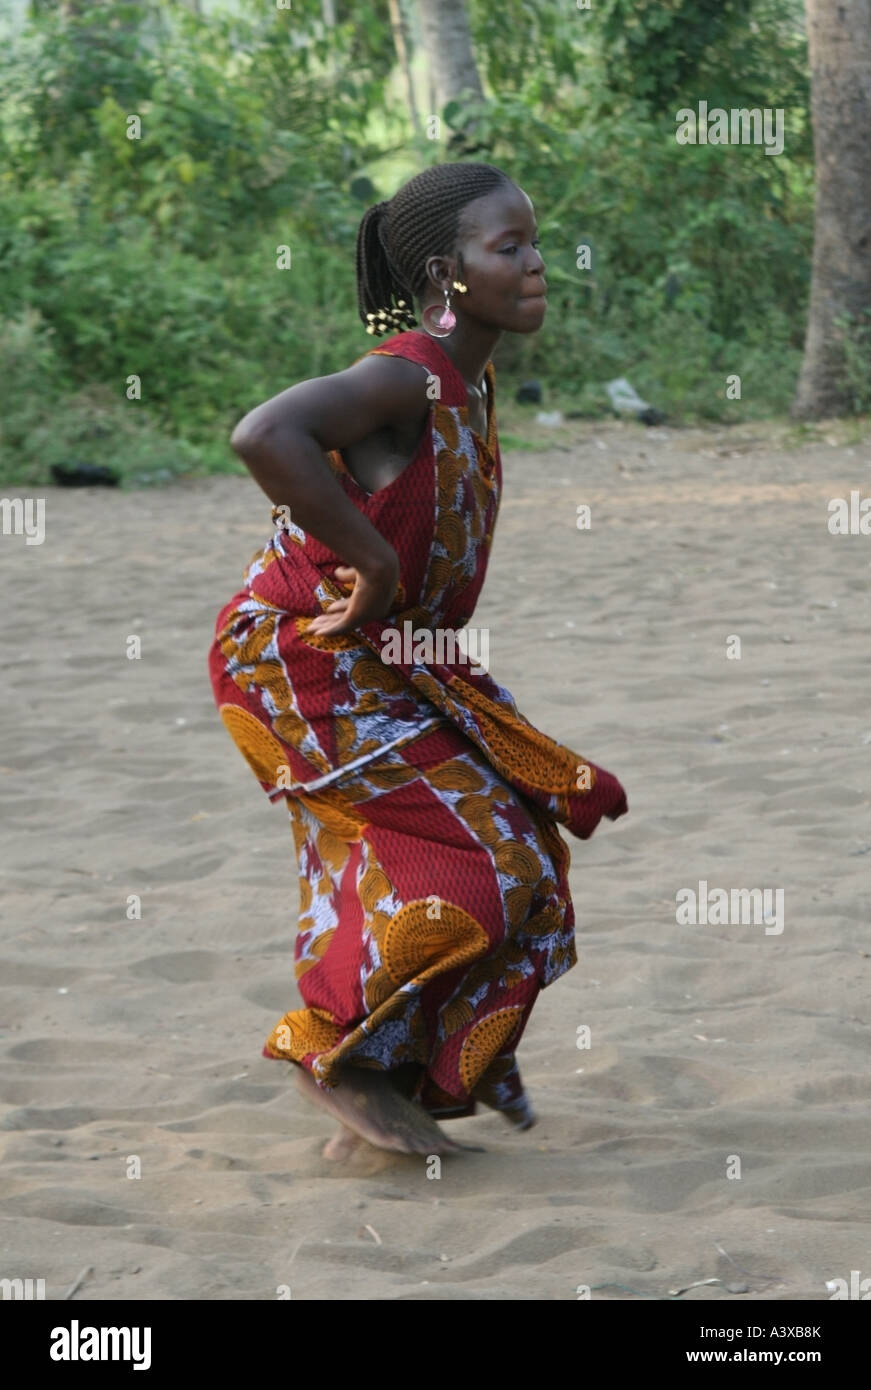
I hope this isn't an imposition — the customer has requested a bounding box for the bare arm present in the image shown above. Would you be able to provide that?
[231,353,430,633]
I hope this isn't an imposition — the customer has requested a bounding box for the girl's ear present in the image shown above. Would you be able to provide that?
[424,254,452,293]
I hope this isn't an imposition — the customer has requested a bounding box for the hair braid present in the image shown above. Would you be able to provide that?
[355,162,514,336]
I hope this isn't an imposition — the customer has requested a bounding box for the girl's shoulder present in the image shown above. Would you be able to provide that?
[353,330,472,411]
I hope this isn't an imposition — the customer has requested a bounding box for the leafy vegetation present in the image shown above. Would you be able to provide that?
[0,0,814,486]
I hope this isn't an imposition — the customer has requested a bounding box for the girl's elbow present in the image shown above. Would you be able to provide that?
[230,412,266,456]
[231,404,302,456]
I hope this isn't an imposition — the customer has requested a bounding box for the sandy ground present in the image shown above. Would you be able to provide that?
[1,416,870,1302]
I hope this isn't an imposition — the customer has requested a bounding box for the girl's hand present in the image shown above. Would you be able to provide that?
[308,559,399,637]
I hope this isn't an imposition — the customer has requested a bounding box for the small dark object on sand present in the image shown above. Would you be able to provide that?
[51,462,121,487]
[637,406,667,427]
[516,380,542,404]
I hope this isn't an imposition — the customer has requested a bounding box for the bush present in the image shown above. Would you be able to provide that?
[0,307,208,488]
[0,0,817,484]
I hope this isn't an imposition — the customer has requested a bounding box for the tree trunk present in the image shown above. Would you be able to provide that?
[388,0,423,139]
[415,0,484,114]
[794,0,871,418]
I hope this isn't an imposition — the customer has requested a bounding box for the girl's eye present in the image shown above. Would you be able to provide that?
[500,240,541,254]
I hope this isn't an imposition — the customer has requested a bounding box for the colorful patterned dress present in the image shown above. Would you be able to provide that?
[208,329,628,1123]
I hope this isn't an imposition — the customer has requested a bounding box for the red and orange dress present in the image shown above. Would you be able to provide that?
[208,329,627,1123]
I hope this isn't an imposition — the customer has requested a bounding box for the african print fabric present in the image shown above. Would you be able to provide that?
[208,329,628,1119]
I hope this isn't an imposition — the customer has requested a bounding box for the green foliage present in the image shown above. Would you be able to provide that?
[469,0,582,98]
[593,0,809,121]
[0,307,209,487]
[442,78,812,419]
[0,0,817,485]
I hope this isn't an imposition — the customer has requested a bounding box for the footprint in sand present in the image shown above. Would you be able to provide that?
[122,853,226,884]
[7,1038,117,1065]
[127,950,225,983]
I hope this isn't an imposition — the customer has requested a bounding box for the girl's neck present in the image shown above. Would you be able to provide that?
[415,322,500,391]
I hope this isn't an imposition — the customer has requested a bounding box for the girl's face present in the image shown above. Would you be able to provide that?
[426,182,547,334]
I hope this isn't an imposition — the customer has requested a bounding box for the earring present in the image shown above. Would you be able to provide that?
[422,285,456,338]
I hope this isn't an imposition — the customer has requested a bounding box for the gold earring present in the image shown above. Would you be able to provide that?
[452,280,468,294]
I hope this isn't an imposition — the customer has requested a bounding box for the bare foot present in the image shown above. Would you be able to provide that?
[322,1124,363,1161]
[295,1065,468,1156]
[501,1098,537,1130]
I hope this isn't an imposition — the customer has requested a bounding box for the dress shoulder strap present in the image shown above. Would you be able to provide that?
[353,329,470,409]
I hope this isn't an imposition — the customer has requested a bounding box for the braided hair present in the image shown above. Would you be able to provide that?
[356,162,515,336]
